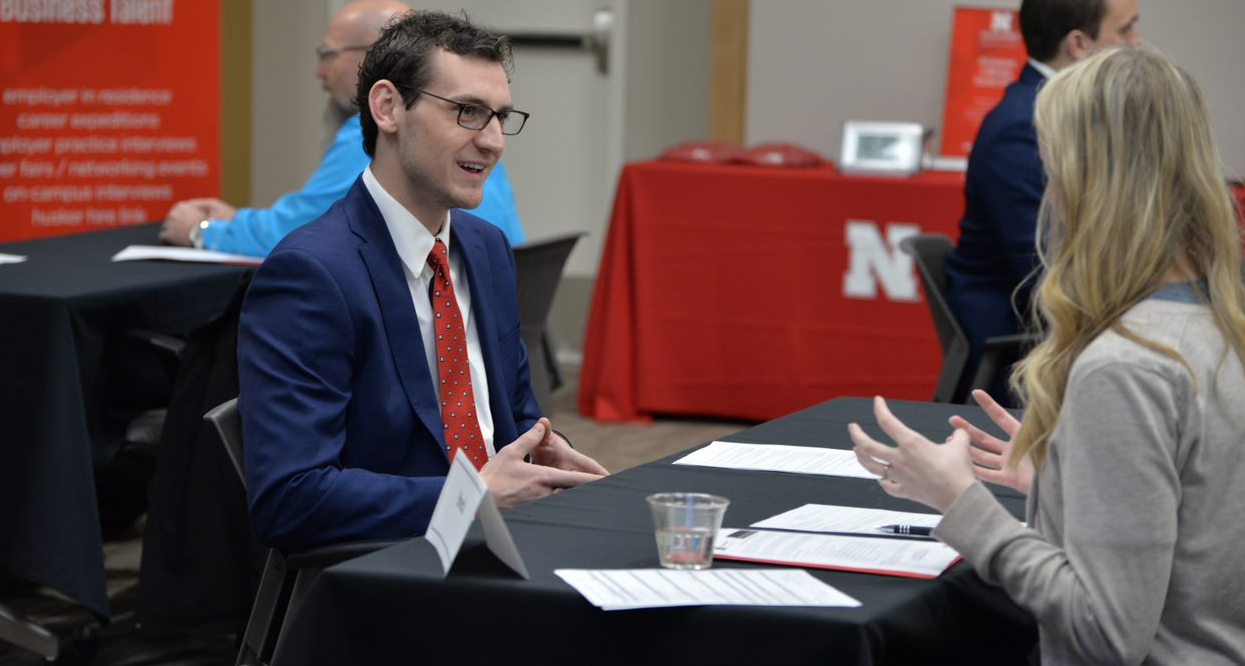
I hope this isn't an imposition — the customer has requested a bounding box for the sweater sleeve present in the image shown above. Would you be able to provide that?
[935,360,1184,665]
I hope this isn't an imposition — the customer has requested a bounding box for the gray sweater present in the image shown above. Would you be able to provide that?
[935,291,1245,665]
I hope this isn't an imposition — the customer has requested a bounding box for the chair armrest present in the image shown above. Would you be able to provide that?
[982,332,1039,349]
[124,328,187,358]
[284,539,404,570]
[933,337,971,404]
[969,333,1041,402]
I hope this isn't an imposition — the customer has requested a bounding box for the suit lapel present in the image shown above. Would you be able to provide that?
[345,180,446,450]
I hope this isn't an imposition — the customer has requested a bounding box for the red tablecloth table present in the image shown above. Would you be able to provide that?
[580,170,1245,423]
[579,161,969,422]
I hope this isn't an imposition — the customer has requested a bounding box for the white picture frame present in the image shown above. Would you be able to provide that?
[838,121,925,176]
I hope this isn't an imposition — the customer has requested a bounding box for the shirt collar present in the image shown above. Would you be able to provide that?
[362,166,453,276]
[1028,58,1058,80]
[1150,279,1208,304]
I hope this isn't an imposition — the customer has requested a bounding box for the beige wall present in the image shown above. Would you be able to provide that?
[1141,0,1245,179]
[746,0,1245,177]
[249,0,334,208]
[249,0,712,220]
[624,1,713,162]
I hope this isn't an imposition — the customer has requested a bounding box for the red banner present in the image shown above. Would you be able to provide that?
[938,6,1027,159]
[0,0,219,242]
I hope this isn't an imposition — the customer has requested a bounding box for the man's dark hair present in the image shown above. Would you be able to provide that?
[1019,0,1106,63]
[356,10,513,156]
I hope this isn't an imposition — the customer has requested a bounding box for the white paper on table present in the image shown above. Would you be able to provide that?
[752,504,940,537]
[714,527,961,579]
[554,568,861,611]
[424,454,530,579]
[111,244,263,265]
[673,441,878,480]
[0,252,28,264]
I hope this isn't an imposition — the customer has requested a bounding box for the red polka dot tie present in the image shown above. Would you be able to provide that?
[427,239,487,470]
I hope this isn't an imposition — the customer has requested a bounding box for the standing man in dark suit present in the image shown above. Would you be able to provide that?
[238,10,607,552]
[942,0,1141,402]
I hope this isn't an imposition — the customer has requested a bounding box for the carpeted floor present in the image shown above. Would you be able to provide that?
[0,366,749,665]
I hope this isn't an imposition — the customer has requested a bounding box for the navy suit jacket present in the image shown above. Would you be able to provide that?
[943,63,1046,380]
[238,177,541,551]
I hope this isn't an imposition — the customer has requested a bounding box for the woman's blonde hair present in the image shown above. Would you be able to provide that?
[1011,46,1245,469]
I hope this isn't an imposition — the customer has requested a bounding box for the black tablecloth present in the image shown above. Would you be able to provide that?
[274,397,1036,665]
[0,224,248,617]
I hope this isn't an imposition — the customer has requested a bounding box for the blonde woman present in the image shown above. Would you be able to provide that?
[849,46,1245,665]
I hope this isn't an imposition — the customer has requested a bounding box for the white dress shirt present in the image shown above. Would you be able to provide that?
[362,167,497,456]
[1028,58,1057,80]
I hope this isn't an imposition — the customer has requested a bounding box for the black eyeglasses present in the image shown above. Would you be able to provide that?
[315,44,369,61]
[410,88,530,136]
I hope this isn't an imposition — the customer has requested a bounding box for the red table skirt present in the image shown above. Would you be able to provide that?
[579,163,1245,423]
[579,161,969,422]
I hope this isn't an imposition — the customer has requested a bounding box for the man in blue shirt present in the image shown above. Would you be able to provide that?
[159,0,524,255]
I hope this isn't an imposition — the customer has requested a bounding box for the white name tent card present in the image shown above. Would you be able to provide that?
[673,441,879,480]
[424,453,529,579]
[554,568,861,611]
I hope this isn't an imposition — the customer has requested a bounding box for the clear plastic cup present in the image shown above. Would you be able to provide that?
[646,492,730,570]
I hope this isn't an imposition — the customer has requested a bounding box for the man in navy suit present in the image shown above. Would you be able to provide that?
[943,0,1141,403]
[238,10,607,552]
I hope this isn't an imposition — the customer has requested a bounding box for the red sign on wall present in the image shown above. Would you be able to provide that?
[938,6,1027,159]
[0,1,219,242]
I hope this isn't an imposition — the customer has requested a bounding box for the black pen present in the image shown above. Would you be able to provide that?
[878,524,934,537]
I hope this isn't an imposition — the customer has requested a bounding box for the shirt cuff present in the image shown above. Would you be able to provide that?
[201,218,227,250]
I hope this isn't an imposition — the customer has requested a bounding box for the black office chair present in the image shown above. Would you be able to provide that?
[513,232,585,415]
[136,273,259,638]
[205,398,397,666]
[1,320,231,662]
[899,233,1035,405]
[93,328,186,540]
[0,602,58,662]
